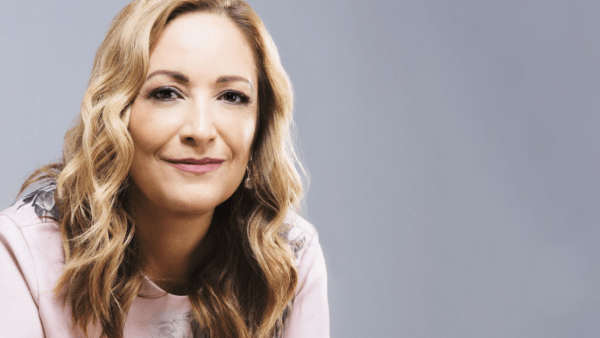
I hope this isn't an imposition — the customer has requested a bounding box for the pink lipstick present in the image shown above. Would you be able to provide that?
[165,157,224,174]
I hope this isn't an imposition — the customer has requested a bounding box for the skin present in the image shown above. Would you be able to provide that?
[127,12,258,294]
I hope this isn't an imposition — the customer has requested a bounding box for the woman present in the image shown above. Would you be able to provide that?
[0,0,328,337]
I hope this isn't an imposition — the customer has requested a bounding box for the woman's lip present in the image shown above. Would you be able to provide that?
[165,157,225,164]
[166,161,223,174]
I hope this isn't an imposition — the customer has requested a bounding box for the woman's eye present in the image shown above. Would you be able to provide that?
[220,91,250,105]
[149,87,181,101]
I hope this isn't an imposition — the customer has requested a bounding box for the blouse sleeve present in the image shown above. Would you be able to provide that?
[284,233,330,338]
[0,215,45,337]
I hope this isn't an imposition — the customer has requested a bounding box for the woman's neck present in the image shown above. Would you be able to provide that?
[129,197,214,295]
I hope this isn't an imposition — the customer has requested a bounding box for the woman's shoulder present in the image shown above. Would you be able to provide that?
[284,211,318,239]
[0,183,64,299]
[282,211,322,262]
[0,182,63,248]
[2,182,60,228]
[0,184,75,337]
[0,183,62,249]
[282,211,329,337]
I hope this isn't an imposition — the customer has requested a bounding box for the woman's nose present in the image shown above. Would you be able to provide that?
[179,99,218,146]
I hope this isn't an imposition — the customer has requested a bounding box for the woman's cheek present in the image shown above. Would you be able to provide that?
[227,111,257,149]
[130,105,182,152]
[242,117,257,143]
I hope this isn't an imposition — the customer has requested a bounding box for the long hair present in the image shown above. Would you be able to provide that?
[20,1,306,337]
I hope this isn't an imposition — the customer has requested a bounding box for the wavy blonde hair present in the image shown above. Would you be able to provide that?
[20,1,306,337]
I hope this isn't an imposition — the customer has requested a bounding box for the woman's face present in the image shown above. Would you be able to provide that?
[128,12,258,215]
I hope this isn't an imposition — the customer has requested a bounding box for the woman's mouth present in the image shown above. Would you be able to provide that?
[165,157,225,174]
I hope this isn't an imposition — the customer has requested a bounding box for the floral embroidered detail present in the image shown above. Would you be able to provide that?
[17,183,59,220]
[280,223,306,258]
[148,310,204,338]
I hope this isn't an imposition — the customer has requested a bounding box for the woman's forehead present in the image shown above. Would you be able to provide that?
[148,12,257,86]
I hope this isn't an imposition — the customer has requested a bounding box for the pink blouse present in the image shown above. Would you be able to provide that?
[0,186,329,337]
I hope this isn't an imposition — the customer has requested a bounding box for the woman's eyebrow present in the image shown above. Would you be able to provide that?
[145,70,189,83]
[144,71,252,90]
[216,75,253,90]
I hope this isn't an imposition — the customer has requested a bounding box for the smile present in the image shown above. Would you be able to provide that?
[165,157,225,174]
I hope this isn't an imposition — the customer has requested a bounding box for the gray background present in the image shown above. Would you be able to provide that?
[1,1,599,337]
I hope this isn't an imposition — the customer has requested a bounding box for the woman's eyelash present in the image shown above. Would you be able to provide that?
[143,87,250,105]
[146,86,182,101]
[219,91,251,105]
